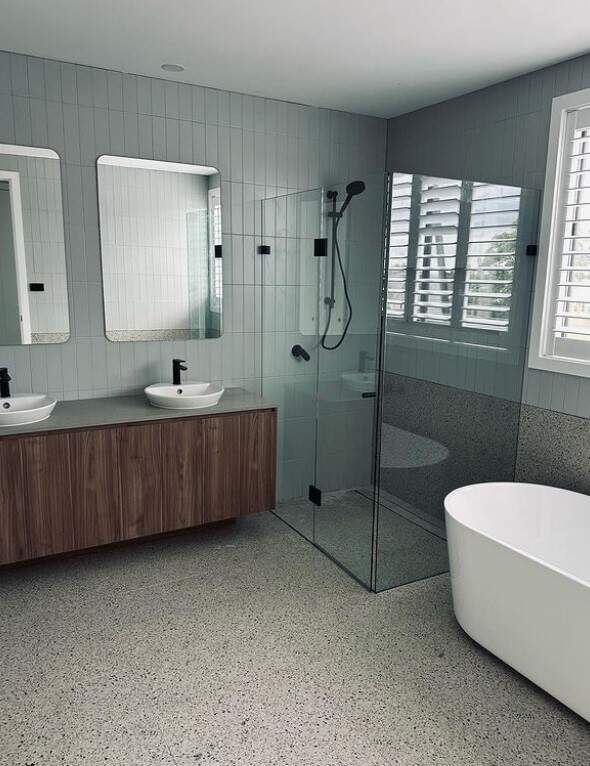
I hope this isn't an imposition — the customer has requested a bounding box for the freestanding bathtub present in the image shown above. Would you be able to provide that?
[445,482,590,722]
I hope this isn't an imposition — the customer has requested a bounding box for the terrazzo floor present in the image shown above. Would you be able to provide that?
[275,490,449,589]
[1,511,589,765]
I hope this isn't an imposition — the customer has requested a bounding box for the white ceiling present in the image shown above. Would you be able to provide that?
[2,0,590,118]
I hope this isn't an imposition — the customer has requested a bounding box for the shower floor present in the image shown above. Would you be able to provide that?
[274,489,449,591]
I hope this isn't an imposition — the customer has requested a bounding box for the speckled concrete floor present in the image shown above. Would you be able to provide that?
[275,490,449,589]
[1,512,588,765]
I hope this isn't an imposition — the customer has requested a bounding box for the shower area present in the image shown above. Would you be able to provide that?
[260,170,539,592]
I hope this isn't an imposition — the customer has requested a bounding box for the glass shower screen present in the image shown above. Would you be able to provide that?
[262,175,386,588]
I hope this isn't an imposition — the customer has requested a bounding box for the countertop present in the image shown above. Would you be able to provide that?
[0,388,276,438]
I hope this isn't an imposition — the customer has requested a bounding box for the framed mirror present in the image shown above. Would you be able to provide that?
[0,144,69,345]
[97,156,223,342]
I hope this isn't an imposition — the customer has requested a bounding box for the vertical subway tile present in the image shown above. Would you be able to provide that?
[122,74,138,113]
[93,107,110,156]
[108,109,125,154]
[205,123,218,166]
[192,85,205,122]
[13,96,32,144]
[60,63,78,104]
[151,78,166,117]
[138,114,153,158]
[43,59,62,102]
[205,88,218,124]
[76,65,94,107]
[164,80,179,118]
[92,68,109,108]
[152,116,166,158]
[0,93,15,141]
[0,51,11,93]
[230,92,242,128]
[165,118,180,161]
[137,76,152,114]
[30,98,49,146]
[178,83,192,120]
[218,90,230,125]
[179,120,192,162]
[123,111,139,156]
[27,57,46,99]
[10,54,29,96]
[107,71,123,110]
[192,122,205,162]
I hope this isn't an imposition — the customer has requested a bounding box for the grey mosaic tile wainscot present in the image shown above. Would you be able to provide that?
[516,404,590,493]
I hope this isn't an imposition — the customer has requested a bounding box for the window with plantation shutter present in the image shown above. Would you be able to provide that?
[388,173,531,347]
[530,89,590,377]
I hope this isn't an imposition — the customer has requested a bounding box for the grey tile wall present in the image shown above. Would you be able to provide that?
[386,51,590,419]
[515,404,590,492]
[0,50,386,503]
[380,372,521,521]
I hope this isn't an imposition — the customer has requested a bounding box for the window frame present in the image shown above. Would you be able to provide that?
[529,86,590,377]
[386,174,533,353]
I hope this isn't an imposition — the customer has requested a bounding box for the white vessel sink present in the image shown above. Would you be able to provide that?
[0,394,57,426]
[341,371,375,393]
[145,382,224,410]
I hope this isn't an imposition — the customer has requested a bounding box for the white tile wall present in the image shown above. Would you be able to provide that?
[0,50,386,402]
[0,50,387,501]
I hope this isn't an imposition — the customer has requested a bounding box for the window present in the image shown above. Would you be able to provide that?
[529,88,590,377]
[387,173,526,346]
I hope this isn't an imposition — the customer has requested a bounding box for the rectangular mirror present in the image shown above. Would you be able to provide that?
[0,144,69,345]
[97,156,223,342]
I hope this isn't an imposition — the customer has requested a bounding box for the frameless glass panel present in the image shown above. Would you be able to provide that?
[262,188,323,542]
[265,176,386,589]
[375,172,540,591]
[313,173,386,587]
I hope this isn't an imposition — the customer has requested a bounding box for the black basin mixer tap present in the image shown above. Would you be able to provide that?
[172,358,187,386]
[0,368,11,398]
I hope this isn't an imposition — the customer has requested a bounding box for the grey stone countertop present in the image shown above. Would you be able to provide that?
[0,388,276,438]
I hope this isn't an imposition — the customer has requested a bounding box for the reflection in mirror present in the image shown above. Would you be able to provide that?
[0,144,69,345]
[97,156,223,342]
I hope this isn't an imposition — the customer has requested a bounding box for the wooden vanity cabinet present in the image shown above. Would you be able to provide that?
[0,408,276,566]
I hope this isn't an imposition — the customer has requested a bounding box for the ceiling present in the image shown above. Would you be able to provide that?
[1,0,590,118]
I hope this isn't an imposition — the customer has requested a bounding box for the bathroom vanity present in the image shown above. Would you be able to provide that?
[0,390,276,566]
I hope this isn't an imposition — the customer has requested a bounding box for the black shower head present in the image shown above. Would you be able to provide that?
[346,180,365,197]
[338,179,366,215]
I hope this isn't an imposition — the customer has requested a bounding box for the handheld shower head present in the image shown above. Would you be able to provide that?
[346,180,365,197]
[338,180,366,215]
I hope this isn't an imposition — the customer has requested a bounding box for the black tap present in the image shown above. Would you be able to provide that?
[172,358,187,386]
[291,344,310,362]
[0,368,11,398]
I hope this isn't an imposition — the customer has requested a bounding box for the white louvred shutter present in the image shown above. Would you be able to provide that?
[548,105,590,359]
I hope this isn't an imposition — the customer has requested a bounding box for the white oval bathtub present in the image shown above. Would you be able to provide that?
[445,482,590,722]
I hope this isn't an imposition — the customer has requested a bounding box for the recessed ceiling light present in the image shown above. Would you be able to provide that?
[161,63,185,73]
